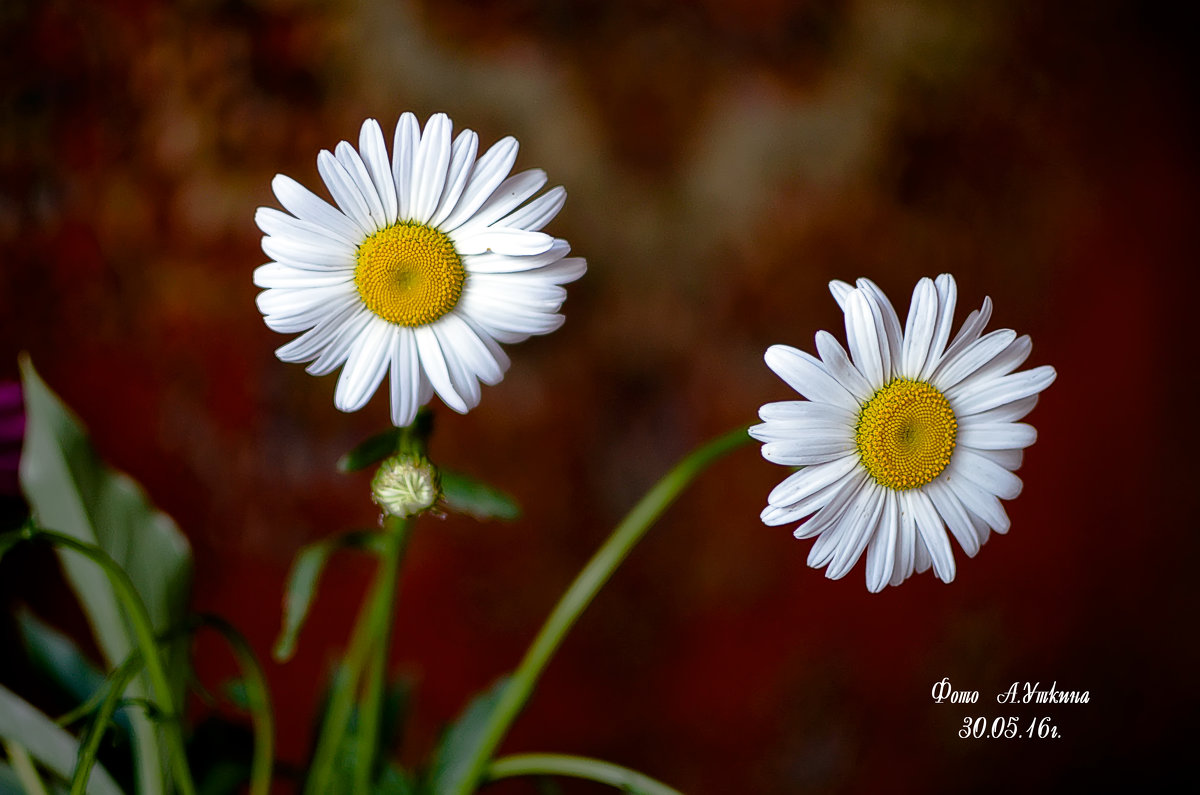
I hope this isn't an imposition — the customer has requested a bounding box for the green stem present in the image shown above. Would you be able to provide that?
[450,426,752,795]
[195,616,275,795]
[3,739,51,795]
[487,753,683,794]
[304,516,412,795]
[71,652,144,795]
[353,516,410,795]
[16,526,197,795]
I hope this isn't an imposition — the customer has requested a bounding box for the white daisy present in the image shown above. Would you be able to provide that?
[750,274,1056,592]
[254,113,585,426]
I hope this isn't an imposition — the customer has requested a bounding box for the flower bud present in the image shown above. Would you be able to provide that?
[370,454,440,519]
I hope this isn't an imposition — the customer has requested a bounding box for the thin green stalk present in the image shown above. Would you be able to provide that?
[305,516,412,795]
[486,753,683,795]
[353,516,410,794]
[195,616,275,795]
[450,426,753,795]
[71,652,144,795]
[17,526,197,795]
[3,739,50,795]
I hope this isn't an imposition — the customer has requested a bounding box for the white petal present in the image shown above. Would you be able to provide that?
[962,395,1038,424]
[334,140,387,231]
[950,365,1057,417]
[925,478,981,558]
[845,290,885,389]
[945,335,1033,398]
[495,185,567,231]
[939,297,993,367]
[793,473,867,540]
[389,327,422,427]
[414,324,468,413]
[392,113,420,220]
[890,495,918,586]
[757,399,857,425]
[932,329,1017,391]
[855,278,902,377]
[410,113,453,224]
[254,263,353,289]
[305,310,373,376]
[943,472,1011,534]
[261,231,355,268]
[271,174,364,241]
[762,459,862,526]
[762,440,856,467]
[452,227,554,256]
[460,314,512,378]
[865,491,899,592]
[358,118,399,225]
[974,447,1024,472]
[256,206,358,249]
[918,273,958,381]
[441,311,506,386]
[433,320,483,410]
[463,239,570,273]
[334,318,392,412]
[317,149,375,232]
[271,298,360,355]
[453,169,548,234]
[957,421,1037,450]
[828,279,853,310]
[823,482,886,580]
[910,489,956,582]
[948,448,1023,500]
[764,454,859,507]
[441,136,520,231]
[428,129,480,228]
[261,291,360,335]
[901,277,938,378]
[764,345,859,412]
[814,331,873,402]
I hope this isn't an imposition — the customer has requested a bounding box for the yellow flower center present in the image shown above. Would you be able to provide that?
[855,378,957,491]
[354,222,465,326]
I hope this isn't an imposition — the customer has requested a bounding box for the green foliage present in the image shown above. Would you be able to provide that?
[14,610,131,735]
[439,471,521,522]
[337,429,405,473]
[425,677,511,795]
[18,356,195,795]
[0,685,124,795]
[274,530,385,662]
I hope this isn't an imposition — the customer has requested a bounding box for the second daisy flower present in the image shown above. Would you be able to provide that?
[752,275,1056,592]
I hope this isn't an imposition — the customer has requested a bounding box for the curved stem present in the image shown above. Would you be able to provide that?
[486,753,683,795]
[195,616,275,795]
[71,651,144,795]
[17,526,197,795]
[305,516,412,795]
[353,516,409,794]
[450,426,752,795]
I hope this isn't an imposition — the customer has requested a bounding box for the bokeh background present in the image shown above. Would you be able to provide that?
[1,0,1196,792]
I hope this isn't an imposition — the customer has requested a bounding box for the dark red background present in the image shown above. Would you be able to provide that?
[2,1,1196,792]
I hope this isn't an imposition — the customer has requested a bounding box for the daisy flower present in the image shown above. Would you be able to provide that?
[750,274,1056,592]
[254,113,585,427]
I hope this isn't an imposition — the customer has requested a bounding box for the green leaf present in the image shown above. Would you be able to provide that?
[439,471,520,522]
[375,764,420,795]
[426,677,510,795]
[18,355,193,795]
[15,610,133,735]
[0,684,124,795]
[337,430,404,473]
[274,530,384,662]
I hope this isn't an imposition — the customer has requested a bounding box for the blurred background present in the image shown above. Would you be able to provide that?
[1,0,1195,792]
